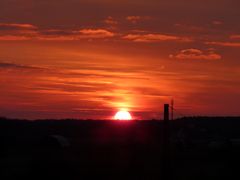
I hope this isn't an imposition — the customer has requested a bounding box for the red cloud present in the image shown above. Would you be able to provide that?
[206,41,240,47]
[37,29,115,41]
[230,35,240,40]
[0,23,116,41]
[0,23,37,30]
[206,35,240,47]
[79,29,115,38]
[36,36,78,41]
[174,23,206,33]
[0,35,31,41]
[123,33,192,42]
[104,16,118,26]
[212,21,223,25]
[170,49,222,60]
[126,16,151,23]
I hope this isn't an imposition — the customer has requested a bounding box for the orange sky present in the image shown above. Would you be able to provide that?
[0,0,240,119]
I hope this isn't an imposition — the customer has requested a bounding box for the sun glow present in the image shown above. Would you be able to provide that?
[114,110,132,120]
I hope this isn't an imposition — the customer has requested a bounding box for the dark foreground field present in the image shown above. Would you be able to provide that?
[1,117,240,180]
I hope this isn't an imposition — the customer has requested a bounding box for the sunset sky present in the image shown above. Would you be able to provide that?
[0,0,240,119]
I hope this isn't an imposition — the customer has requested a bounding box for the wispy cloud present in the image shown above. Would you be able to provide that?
[174,23,207,33]
[0,23,37,30]
[0,62,44,70]
[126,16,151,24]
[170,49,222,60]
[103,16,118,26]
[206,41,240,47]
[79,29,115,38]
[205,34,240,47]
[123,33,192,43]
[212,20,223,25]
[0,23,116,41]
[0,35,31,41]
[230,35,240,40]
[0,22,195,43]
[38,28,115,40]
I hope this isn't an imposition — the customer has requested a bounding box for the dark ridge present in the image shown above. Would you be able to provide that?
[1,117,240,180]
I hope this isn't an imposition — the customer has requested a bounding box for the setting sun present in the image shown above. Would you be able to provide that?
[114,110,132,120]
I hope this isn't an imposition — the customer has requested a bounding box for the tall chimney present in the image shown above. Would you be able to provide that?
[162,104,170,179]
[164,104,169,122]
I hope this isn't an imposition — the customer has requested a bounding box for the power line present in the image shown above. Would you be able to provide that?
[169,104,189,119]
